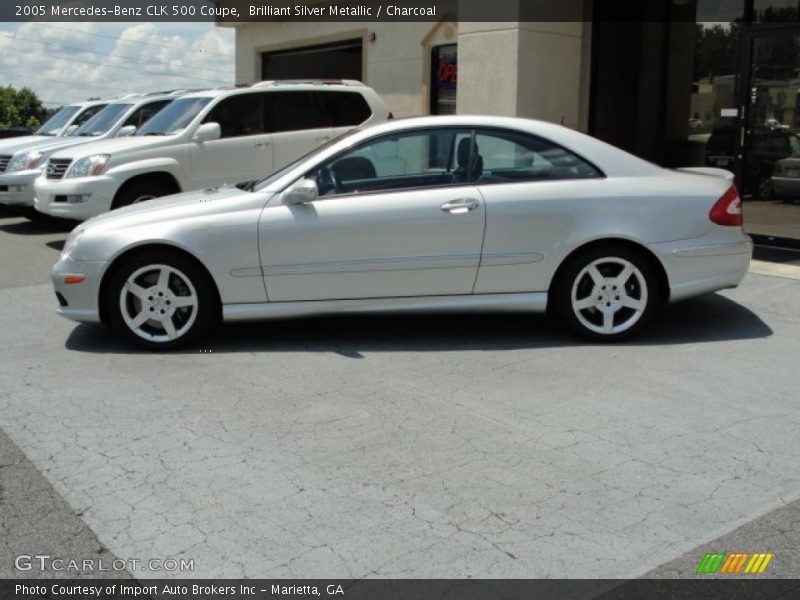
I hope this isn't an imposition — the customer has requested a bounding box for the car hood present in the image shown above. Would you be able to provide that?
[0,135,55,155]
[81,185,269,235]
[50,135,177,160]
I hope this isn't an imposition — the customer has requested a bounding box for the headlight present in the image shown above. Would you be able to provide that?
[7,151,44,172]
[65,154,110,179]
[61,226,85,259]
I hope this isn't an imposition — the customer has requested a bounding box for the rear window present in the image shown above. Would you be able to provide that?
[318,91,372,126]
[265,91,331,133]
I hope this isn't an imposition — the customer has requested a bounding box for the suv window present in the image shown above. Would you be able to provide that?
[204,93,264,138]
[474,129,603,183]
[317,91,372,126]
[265,92,331,133]
[311,128,473,196]
[71,105,105,128]
[124,100,172,129]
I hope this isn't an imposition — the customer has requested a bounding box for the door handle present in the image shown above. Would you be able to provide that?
[254,141,271,148]
[440,199,480,214]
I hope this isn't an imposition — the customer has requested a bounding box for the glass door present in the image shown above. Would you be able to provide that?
[741,27,800,244]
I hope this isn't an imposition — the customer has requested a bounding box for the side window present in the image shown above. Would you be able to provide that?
[72,105,105,127]
[124,100,171,129]
[310,128,472,197]
[474,130,603,183]
[203,93,264,138]
[265,92,332,133]
[318,91,372,126]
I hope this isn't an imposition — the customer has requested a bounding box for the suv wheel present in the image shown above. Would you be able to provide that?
[111,180,172,210]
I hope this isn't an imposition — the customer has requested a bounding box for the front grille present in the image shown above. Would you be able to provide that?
[0,155,11,172]
[46,158,72,180]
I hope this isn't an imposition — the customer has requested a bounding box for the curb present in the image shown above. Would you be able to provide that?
[749,260,800,281]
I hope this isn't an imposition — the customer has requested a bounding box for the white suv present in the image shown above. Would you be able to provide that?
[34,81,391,220]
[0,93,180,219]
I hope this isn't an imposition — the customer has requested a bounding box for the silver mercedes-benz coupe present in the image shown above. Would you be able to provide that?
[52,116,752,349]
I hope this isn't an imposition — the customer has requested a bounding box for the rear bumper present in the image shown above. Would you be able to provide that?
[652,235,753,303]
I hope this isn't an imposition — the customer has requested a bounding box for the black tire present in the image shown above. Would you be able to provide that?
[111,179,173,210]
[757,178,773,201]
[107,250,217,350]
[553,245,660,342]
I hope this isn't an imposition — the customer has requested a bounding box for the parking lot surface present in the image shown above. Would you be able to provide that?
[0,207,799,579]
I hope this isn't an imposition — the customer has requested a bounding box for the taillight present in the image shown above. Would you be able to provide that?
[709,185,743,227]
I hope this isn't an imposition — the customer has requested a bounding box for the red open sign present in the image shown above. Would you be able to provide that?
[438,62,458,84]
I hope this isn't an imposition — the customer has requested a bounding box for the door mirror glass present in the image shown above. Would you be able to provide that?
[282,178,318,205]
[116,125,136,138]
[193,122,221,143]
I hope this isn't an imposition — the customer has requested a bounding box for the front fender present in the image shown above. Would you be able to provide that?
[105,157,188,189]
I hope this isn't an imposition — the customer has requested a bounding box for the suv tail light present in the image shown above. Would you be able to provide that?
[709,185,743,227]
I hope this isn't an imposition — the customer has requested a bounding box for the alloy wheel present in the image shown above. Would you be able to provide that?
[570,257,648,335]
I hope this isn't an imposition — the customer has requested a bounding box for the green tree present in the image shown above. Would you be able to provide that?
[0,85,47,129]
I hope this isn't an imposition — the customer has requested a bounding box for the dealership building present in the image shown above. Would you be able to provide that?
[219,0,800,243]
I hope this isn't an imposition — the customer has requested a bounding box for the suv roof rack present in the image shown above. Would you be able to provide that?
[250,79,365,88]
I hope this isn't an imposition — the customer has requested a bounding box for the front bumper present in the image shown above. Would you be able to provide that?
[0,169,40,206]
[34,175,117,220]
[51,255,107,323]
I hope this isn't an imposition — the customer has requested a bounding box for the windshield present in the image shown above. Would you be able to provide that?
[252,130,360,192]
[73,103,133,136]
[135,97,212,136]
[35,106,80,136]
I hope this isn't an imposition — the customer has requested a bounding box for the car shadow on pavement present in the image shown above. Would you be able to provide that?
[64,292,772,356]
[0,217,76,235]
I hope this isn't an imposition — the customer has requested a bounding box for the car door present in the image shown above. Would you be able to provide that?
[265,91,334,170]
[190,92,273,189]
[258,128,486,302]
[470,128,605,294]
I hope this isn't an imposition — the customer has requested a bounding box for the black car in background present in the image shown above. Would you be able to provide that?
[705,126,800,198]
[0,127,33,139]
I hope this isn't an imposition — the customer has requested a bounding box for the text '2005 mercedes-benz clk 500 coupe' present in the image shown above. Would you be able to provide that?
[51,116,752,349]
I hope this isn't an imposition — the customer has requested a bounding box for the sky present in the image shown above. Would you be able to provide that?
[0,22,235,107]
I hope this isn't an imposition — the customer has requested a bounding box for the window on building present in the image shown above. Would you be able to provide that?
[262,39,363,81]
[431,44,457,115]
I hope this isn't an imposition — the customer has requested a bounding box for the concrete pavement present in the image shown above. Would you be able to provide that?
[0,207,799,580]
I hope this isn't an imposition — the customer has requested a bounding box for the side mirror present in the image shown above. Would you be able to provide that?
[193,122,221,143]
[116,125,136,138]
[282,178,318,205]
[64,124,78,135]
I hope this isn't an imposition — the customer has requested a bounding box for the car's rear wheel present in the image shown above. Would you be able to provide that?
[107,252,216,350]
[111,180,172,210]
[555,246,659,341]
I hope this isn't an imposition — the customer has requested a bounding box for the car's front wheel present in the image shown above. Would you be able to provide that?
[555,246,659,341]
[107,252,216,350]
